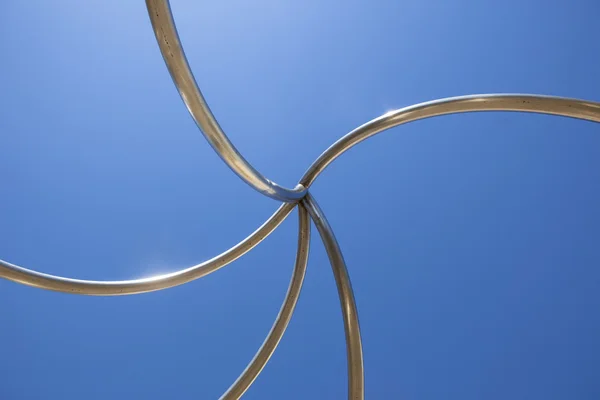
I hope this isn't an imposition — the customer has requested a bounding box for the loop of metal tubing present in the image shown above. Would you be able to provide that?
[220,205,310,400]
[1,94,599,296]
[300,94,600,187]
[0,203,295,295]
[302,193,364,400]
[145,0,306,202]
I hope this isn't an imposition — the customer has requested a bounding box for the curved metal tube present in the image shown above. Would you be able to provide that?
[302,193,364,400]
[145,0,306,202]
[220,205,310,400]
[0,203,295,295]
[300,94,600,186]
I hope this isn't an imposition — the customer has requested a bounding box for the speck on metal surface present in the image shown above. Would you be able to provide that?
[1,1,599,399]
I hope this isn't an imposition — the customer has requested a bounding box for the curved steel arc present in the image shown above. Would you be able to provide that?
[0,203,295,295]
[300,94,600,187]
[145,0,306,202]
[220,205,310,400]
[302,193,364,400]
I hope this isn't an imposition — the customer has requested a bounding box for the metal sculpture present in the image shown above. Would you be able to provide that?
[2,1,599,398]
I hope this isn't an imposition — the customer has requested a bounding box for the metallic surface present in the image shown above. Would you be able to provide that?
[145,0,306,202]
[2,1,600,398]
[221,205,310,400]
[302,194,365,400]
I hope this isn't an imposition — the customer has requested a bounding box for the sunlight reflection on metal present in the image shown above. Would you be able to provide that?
[2,0,600,398]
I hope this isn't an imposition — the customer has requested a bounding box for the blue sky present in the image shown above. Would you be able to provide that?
[1,0,599,398]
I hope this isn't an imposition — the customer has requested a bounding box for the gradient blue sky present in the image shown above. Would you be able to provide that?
[2,1,600,399]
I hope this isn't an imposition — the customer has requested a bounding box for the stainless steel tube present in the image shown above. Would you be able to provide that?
[300,94,600,187]
[220,204,310,400]
[302,193,364,400]
[145,0,306,202]
[0,203,295,295]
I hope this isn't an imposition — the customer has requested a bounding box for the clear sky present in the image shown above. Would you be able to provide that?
[1,1,599,399]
